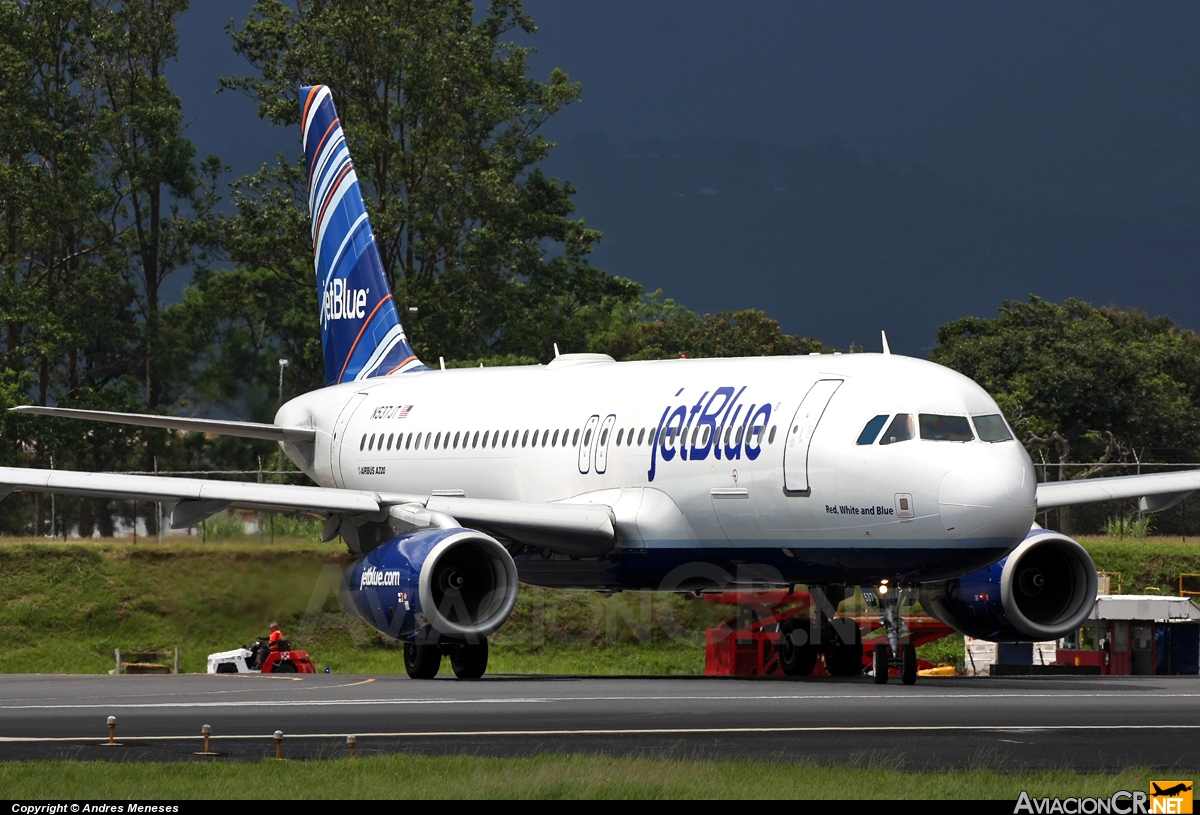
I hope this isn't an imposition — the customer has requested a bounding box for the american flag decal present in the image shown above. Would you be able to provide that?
[397,405,413,419]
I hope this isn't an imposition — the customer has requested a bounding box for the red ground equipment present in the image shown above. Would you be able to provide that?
[703,590,955,677]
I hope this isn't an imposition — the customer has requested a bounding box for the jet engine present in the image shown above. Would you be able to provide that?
[919,527,1098,642]
[342,527,518,640]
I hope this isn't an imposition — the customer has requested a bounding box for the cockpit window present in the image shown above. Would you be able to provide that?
[879,413,914,445]
[973,414,1014,442]
[856,414,889,445]
[919,414,975,442]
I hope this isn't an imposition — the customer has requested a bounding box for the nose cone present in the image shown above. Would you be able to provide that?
[939,453,1035,543]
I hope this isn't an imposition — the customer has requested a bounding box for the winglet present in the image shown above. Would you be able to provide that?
[881,330,892,355]
[300,85,427,384]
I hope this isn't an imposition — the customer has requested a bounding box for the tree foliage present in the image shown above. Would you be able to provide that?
[932,296,1200,476]
[212,0,636,367]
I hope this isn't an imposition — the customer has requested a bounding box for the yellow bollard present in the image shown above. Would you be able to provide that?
[274,730,283,760]
[104,715,117,746]
[347,734,356,758]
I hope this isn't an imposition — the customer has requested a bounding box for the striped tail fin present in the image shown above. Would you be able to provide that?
[301,85,426,385]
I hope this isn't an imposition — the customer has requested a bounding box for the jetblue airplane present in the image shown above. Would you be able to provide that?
[7,86,1199,683]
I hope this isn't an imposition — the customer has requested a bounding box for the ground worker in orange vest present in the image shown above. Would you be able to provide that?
[268,621,286,652]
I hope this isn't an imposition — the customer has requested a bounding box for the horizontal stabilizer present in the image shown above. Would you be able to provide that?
[10,406,315,443]
[1036,470,1200,510]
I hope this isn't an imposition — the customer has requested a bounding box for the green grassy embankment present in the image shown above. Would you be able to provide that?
[2,534,1198,675]
[0,537,727,675]
[0,754,1166,799]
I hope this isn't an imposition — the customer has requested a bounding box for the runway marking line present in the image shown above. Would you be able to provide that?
[5,690,1200,711]
[0,676,374,705]
[4,725,1200,743]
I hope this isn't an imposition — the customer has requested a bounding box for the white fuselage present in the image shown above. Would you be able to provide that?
[277,352,1037,588]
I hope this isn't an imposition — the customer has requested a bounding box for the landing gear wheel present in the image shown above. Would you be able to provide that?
[823,619,863,677]
[450,639,489,679]
[901,642,918,685]
[778,620,818,676]
[404,642,441,679]
[872,643,890,684]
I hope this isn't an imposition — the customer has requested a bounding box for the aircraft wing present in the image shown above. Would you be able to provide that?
[1036,470,1200,512]
[0,466,615,553]
[9,406,315,443]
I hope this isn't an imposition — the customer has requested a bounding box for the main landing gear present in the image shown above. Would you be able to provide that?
[404,637,489,680]
[778,585,864,677]
[870,581,917,685]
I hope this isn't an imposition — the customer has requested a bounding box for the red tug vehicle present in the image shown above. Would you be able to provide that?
[206,637,317,674]
[703,590,955,679]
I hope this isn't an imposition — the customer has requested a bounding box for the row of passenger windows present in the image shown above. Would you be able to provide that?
[359,422,780,453]
[856,413,1014,446]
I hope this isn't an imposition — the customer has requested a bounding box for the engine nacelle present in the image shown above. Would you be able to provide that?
[919,528,1098,642]
[342,527,518,640]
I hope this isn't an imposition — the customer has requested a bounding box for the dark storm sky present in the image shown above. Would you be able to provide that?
[170,2,1200,354]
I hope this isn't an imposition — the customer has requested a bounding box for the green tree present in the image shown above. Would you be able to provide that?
[210,0,635,367]
[595,294,826,361]
[932,296,1200,481]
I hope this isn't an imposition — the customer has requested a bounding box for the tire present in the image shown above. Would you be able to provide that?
[215,662,237,674]
[404,642,441,679]
[450,639,489,679]
[901,642,918,685]
[778,619,818,676]
[273,660,298,674]
[872,643,890,684]
[823,618,863,677]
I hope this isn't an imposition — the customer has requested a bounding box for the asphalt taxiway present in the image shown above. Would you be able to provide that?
[1,673,1198,769]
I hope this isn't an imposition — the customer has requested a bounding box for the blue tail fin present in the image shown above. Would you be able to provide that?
[301,85,426,385]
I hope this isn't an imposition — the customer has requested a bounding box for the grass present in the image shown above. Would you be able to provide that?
[4,534,1200,676]
[0,754,1172,799]
[0,536,729,675]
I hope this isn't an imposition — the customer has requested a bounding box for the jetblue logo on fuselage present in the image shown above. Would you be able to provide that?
[322,278,368,327]
[647,386,772,482]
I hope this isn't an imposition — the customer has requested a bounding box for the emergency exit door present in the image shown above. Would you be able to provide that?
[783,379,843,494]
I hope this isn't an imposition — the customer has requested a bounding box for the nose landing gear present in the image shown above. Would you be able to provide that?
[869,582,918,685]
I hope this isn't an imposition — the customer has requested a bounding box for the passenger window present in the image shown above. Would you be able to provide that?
[879,414,914,445]
[919,414,974,442]
[973,414,1014,442]
[472,431,479,448]
[423,433,430,449]
[360,434,367,451]
[600,428,609,446]
[583,429,592,446]
[481,431,489,447]
[767,425,775,444]
[637,428,645,445]
[434,432,442,449]
[542,430,550,447]
[735,426,743,444]
[616,428,624,446]
[857,414,889,445]
[522,430,529,447]
[406,434,413,450]
[369,433,376,451]
[572,428,580,446]
[493,430,500,448]
[502,430,509,447]
[553,429,560,446]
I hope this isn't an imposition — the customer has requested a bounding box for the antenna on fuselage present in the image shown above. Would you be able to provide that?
[881,331,892,355]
